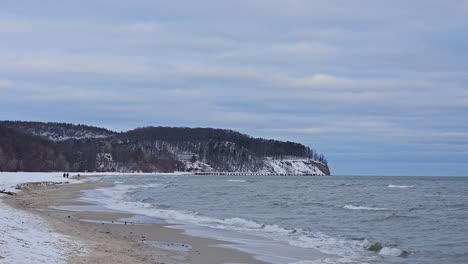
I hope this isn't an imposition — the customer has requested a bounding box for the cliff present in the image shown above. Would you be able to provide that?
[0,121,330,175]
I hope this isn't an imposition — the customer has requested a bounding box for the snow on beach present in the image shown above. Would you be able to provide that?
[0,172,85,263]
[0,172,189,192]
[0,171,189,263]
[0,201,87,263]
[0,172,83,192]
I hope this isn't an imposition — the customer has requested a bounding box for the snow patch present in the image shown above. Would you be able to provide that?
[0,172,86,263]
[0,201,87,263]
[183,160,214,172]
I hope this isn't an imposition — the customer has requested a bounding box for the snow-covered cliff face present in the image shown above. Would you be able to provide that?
[175,155,326,175]
[260,158,326,175]
[113,138,330,175]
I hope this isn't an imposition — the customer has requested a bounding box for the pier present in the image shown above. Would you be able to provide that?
[193,172,324,176]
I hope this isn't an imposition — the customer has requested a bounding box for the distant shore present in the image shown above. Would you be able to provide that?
[3,177,266,264]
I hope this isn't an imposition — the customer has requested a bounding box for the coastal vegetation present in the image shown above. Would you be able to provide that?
[0,121,329,174]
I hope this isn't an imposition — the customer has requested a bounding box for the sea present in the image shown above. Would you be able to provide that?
[80,175,467,264]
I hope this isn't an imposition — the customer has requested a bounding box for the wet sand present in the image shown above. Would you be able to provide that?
[4,180,267,264]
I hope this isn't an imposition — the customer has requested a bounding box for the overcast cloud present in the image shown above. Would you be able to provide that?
[1,0,467,175]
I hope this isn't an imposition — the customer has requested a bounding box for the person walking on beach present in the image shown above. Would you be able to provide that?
[63,173,66,178]
[66,173,69,178]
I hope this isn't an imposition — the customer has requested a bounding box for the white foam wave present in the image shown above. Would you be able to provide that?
[221,217,263,228]
[379,247,403,256]
[388,185,414,188]
[227,179,247,183]
[85,184,386,263]
[344,205,387,211]
[121,207,367,258]
[145,183,161,188]
[290,258,356,264]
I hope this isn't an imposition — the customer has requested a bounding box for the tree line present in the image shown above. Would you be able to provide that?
[0,122,328,172]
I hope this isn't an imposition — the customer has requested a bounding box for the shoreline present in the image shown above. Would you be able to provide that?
[3,178,267,264]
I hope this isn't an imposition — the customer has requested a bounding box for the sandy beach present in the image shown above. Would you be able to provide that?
[3,179,267,264]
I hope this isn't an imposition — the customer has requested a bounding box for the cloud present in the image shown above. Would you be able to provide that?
[268,127,326,135]
[108,21,163,34]
[428,131,468,138]
[147,0,400,21]
[272,42,338,56]
[0,17,164,34]
[1,1,467,176]
[3,56,462,112]
[0,18,32,33]
[170,64,441,93]
[217,41,339,61]
[0,80,12,88]
[268,122,468,146]
[1,55,159,77]
[268,119,402,135]
[0,52,445,96]
[273,74,356,88]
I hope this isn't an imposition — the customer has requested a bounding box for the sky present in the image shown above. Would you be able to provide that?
[1,0,467,176]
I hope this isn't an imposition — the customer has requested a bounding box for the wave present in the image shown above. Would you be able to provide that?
[89,185,371,258]
[87,183,411,263]
[379,247,408,257]
[227,179,246,183]
[388,184,414,188]
[269,200,290,208]
[384,213,419,220]
[144,183,161,188]
[141,197,156,203]
[344,205,388,211]
[447,203,465,208]
[363,240,408,257]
